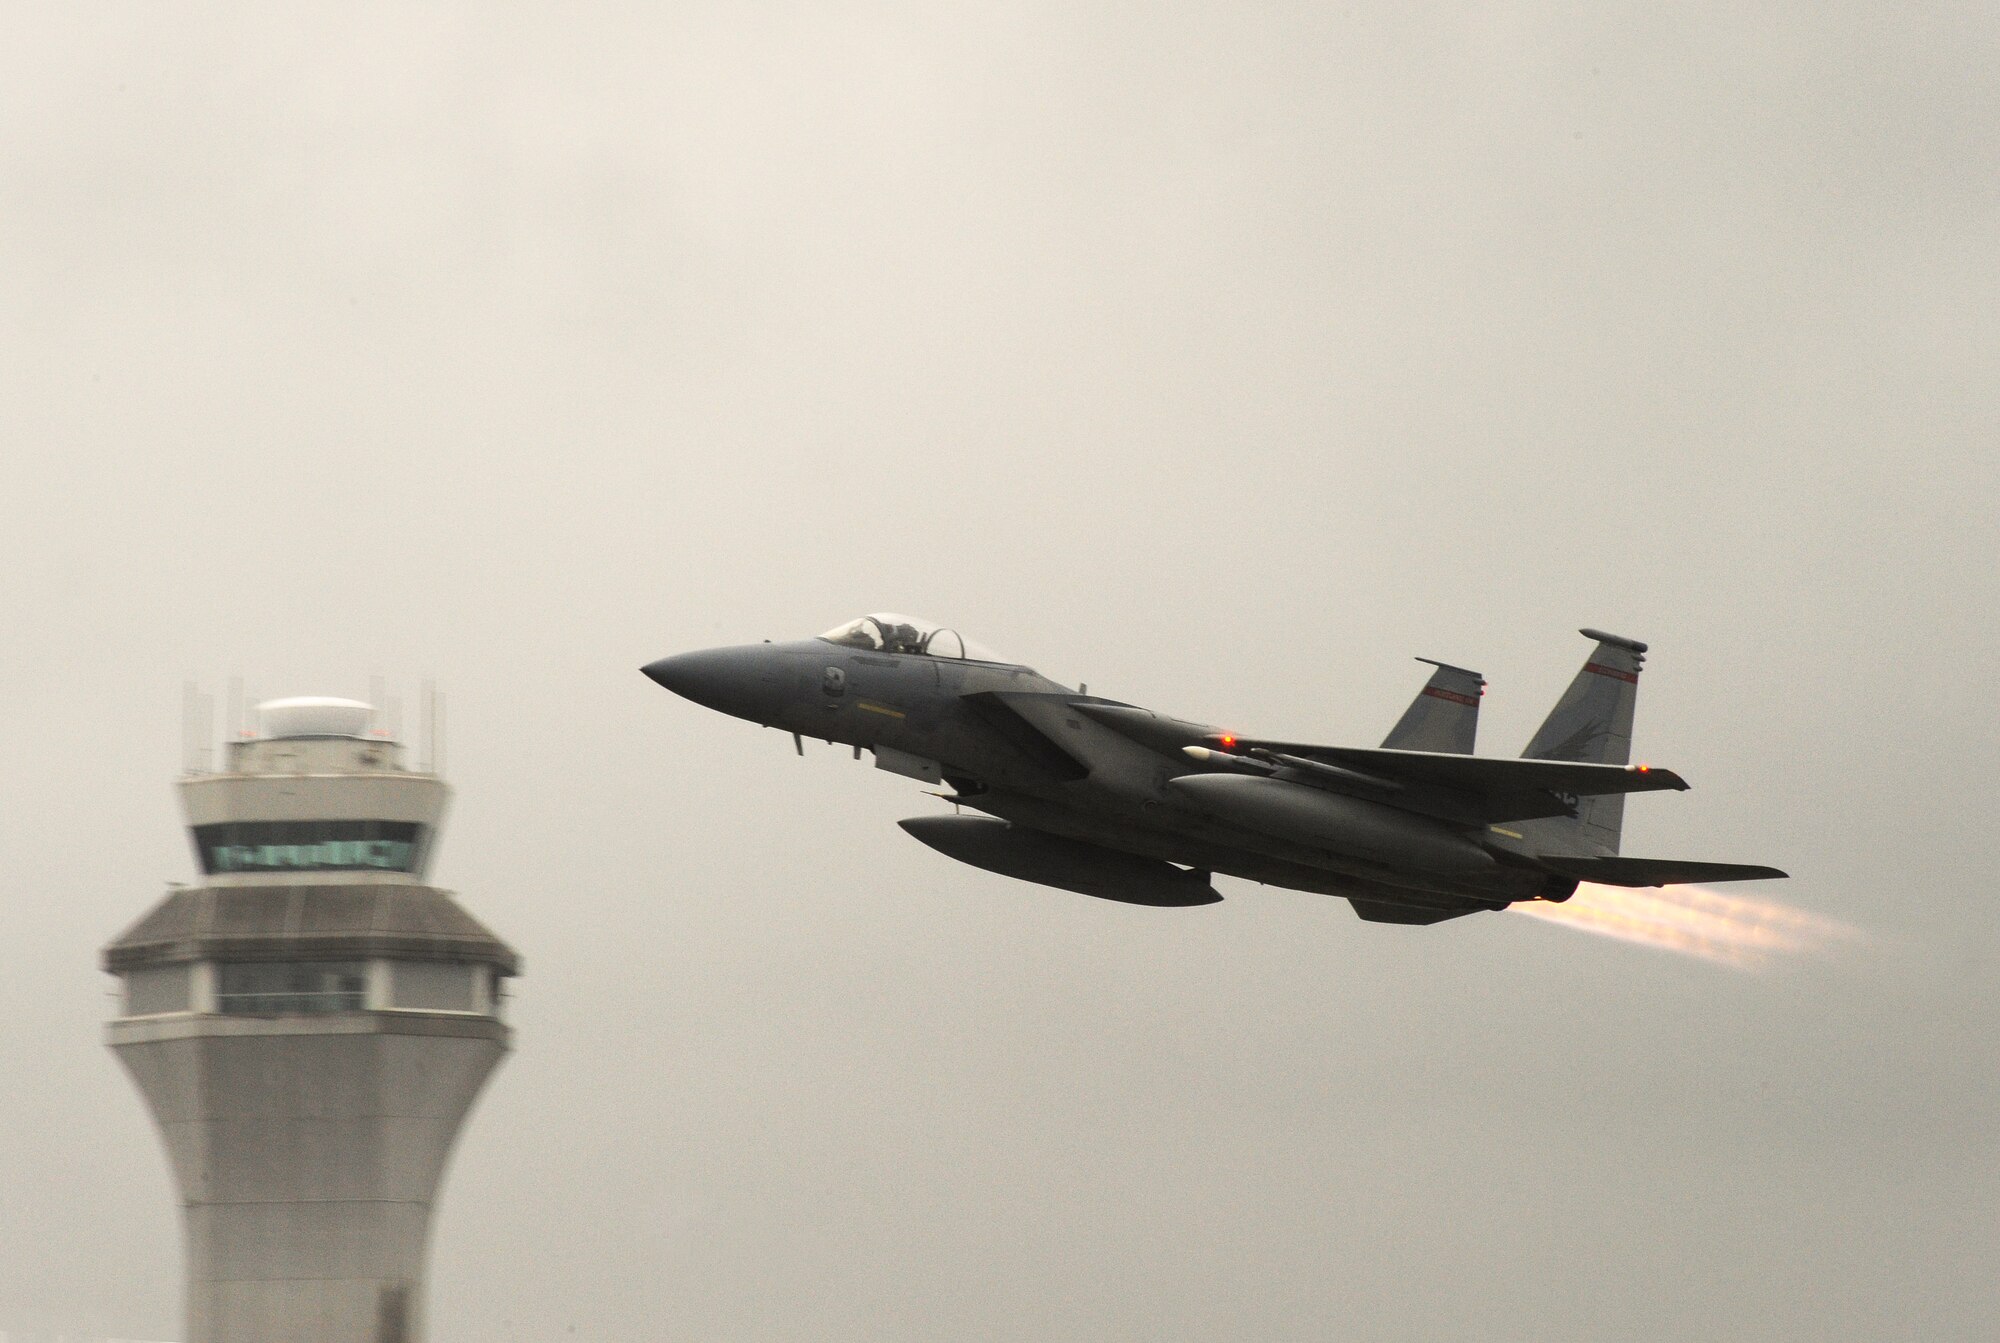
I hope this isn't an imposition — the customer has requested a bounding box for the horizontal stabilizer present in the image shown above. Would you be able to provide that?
[1537,856,1789,887]
[1349,899,1491,925]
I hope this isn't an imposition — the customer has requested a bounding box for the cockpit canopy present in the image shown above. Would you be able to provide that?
[818,613,1002,662]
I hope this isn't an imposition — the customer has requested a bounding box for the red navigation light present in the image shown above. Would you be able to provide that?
[1218,734,1238,749]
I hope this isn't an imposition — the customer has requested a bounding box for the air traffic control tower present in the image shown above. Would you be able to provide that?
[103,696,518,1343]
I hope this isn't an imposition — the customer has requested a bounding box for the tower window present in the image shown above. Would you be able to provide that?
[192,821,429,875]
[390,961,480,1012]
[216,960,367,1014]
[124,964,192,1016]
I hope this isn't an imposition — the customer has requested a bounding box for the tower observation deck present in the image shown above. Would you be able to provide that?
[103,696,518,1343]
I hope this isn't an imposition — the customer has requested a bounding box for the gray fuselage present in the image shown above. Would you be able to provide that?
[645,639,1562,913]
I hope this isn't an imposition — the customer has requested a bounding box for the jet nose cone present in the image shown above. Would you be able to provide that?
[641,653,699,696]
[641,650,729,704]
[641,645,787,722]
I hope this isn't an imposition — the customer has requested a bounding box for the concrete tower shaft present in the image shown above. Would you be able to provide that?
[105,697,518,1343]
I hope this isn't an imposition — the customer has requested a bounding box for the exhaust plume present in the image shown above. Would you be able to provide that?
[1514,883,1859,969]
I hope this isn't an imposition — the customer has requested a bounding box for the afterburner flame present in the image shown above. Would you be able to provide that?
[1514,883,1858,969]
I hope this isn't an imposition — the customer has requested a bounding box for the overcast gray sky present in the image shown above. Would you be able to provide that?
[4,3,1997,1339]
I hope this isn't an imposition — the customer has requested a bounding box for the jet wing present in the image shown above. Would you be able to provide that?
[1232,741,1686,796]
[1207,740,1688,824]
[1069,702,1689,825]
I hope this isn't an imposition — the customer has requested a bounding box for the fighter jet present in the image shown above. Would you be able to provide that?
[642,615,1785,924]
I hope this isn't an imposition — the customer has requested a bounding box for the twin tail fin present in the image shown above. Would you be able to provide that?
[1515,629,1648,857]
[1381,659,1484,753]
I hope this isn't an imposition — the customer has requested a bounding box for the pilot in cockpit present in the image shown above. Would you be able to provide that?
[818,614,1000,663]
[879,621,924,655]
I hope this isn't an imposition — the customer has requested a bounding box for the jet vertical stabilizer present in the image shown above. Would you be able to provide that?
[1516,629,1646,856]
[1381,658,1484,753]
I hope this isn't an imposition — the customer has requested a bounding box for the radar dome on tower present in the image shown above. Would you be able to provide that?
[255,696,375,740]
